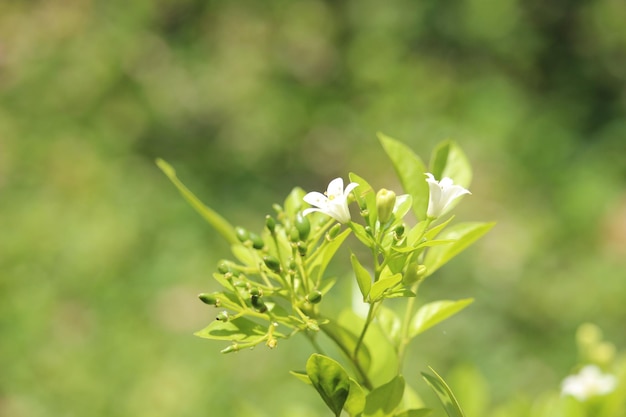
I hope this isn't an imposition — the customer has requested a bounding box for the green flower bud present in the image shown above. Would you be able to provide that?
[288,258,297,271]
[217,262,231,274]
[263,255,282,273]
[216,311,230,322]
[394,224,405,240]
[376,188,396,224]
[249,232,264,250]
[251,294,267,312]
[327,223,342,240]
[289,227,300,243]
[295,212,311,241]
[306,290,322,304]
[198,292,221,306]
[266,338,278,349]
[235,227,250,243]
[265,215,276,233]
[249,287,262,297]
[297,242,307,257]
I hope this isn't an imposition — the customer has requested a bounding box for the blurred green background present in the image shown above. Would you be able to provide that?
[1,0,625,416]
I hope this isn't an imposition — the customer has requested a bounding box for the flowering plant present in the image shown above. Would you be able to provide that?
[158,134,494,416]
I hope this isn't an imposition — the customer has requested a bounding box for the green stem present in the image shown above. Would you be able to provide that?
[320,323,373,391]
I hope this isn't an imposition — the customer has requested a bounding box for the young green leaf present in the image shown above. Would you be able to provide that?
[351,253,372,301]
[422,367,466,417]
[307,229,352,283]
[394,409,433,417]
[369,272,403,302]
[156,159,238,245]
[378,133,429,221]
[423,222,495,277]
[290,370,312,385]
[363,375,405,417]
[429,141,472,189]
[350,172,378,230]
[306,354,351,417]
[194,317,269,342]
[344,378,367,417]
[409,299,473,338]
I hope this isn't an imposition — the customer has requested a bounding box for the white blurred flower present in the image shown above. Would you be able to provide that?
[425,173,471,219]
[561,365,617,401]
[303,178,358,224]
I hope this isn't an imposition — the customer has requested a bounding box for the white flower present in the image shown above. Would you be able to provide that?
[425,173,471,219]
[303,178,358,224]
[561,365,617,401]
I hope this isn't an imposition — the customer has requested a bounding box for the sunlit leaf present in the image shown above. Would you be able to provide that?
[351,253,372,300]
[307,229,351,282]
[363,375,405,417]
[350,172,378,229]
[345,378,367,417]
[156,159,238,244]
[422,367,466,417]
[378,133,429,221]
[369,271,402,302]
[409,299,473,338]
[194,317,268,342]
[306,354,351,417]
[290,370,312,385]
[394,409,433,417]
[429,141,472,189]
[423,222,495,277]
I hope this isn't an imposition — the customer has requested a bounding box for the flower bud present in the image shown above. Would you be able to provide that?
[295,212,311,241]
[235,227,250,243]
[394,224,405,240]
[289,227,300,243]
[251,294,268,313]
[217,262,231,274]
[297,242,307,257]
[249,287,262,297]
[376,188,396,224]
[327,223,342,240]
[265,215,276,233]
[266,338,278,349]
[306,290,322,304]
[263,255,282,273]
[249,232,265,250]
[198,292,221,306]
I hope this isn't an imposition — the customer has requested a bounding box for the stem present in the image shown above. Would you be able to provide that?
[397,283,419,371]
[353,302,376,363]
[320,323,374,390]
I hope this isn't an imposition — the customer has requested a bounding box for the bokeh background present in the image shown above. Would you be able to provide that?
[1,0,625,416]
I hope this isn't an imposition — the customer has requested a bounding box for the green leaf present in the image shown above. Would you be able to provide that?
[394,409,433,417]
[307,229,352,283]
[350,172,378,229]
[345,378,367,417]
[429,141,472,189]
[422,367,466,417]
[377,307,402,347]
[156,159,238,245]
[351,253,372,300]
[284,187,307,216]
[369,270,403,302]
[378,133,429,221]
[423,222,495,277]
[290,370,312,385]
[194,317,268,342]
[409,299,473,339]
[363,375,405,417]
[306,354,351,417]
